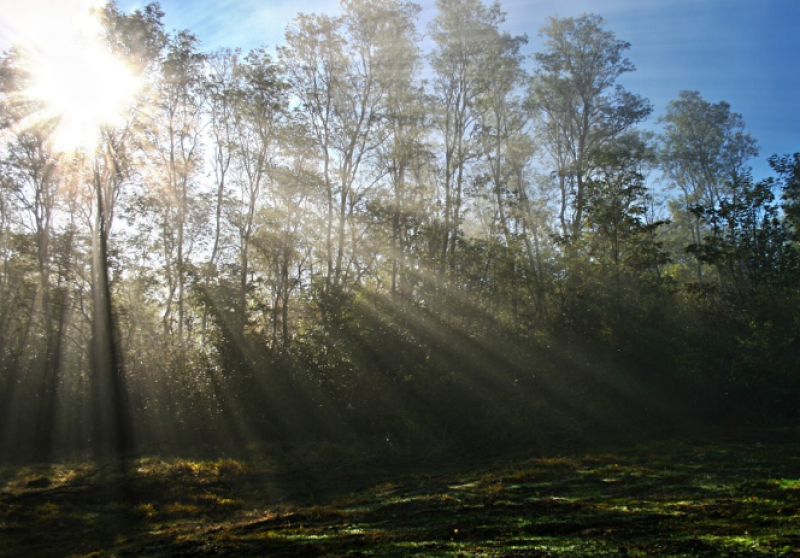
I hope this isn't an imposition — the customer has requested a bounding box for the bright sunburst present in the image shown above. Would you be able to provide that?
[17,1,141,151]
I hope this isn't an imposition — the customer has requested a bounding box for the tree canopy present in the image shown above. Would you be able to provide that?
[0,0,797,462]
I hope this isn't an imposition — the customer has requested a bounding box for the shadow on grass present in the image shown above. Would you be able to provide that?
[2,434,800,557]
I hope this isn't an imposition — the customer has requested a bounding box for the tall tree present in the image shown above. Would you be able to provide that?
[530,14,651,242]
[85,1,168,456]
[250,159,313,347]
[429,0,509,271]
[583,133,669,301]
[473,31,529,249]
[144,30,207,350]
[279,12,346,294]
[688,162,798,298]
[658,90,758,279]
[2,127,67,458]
[365,0,426,299]
[469,28,534,317]
[205,49,239,279]
[281,1,402,296]
[228,48,287,332]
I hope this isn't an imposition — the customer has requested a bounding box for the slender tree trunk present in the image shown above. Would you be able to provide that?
[91,168,133,458]
[281,246,291,347]
[240,234,249,332]
[391,163,406,299]
[334,168,348,289]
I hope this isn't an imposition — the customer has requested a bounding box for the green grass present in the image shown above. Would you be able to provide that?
[2,434,800,557]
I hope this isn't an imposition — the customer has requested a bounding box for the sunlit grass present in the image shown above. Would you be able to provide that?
[1,437,800,556]
[134,502,157,518]
[135,456,250,479]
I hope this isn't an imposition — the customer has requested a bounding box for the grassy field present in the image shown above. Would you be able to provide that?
[1,433,800,557]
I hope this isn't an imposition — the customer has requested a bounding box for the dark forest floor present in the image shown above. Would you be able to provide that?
[2,431,800,557]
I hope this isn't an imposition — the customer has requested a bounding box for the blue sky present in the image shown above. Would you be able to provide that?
[124,0,799,181]
[2,0,799,180]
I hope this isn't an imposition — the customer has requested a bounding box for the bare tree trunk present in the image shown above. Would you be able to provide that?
[91,168,133,459]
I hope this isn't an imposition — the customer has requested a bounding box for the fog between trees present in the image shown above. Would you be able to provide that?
[1,0,798,462]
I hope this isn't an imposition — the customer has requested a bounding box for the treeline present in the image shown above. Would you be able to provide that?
[0,0,798,462]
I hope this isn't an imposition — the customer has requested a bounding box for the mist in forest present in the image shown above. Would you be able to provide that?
[0,0,798,464]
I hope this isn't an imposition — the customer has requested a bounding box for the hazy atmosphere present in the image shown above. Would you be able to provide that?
[1,1,799,556]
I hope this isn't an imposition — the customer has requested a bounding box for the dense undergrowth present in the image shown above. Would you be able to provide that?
[2,430,799,557]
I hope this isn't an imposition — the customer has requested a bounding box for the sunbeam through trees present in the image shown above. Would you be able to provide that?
[0,0,798,467]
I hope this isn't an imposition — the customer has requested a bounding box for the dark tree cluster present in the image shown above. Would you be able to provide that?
[0,0,797,462]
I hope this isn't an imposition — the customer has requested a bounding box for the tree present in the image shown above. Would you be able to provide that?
[769,153,800,240]
[225,48,287,333]
[0,52,66,456]
[0,2,167,457]
[658,90,758,279]
[428,0,510,272]
[584,134,665,274]
[530,14,651,242]
[364,0,427,299]
[205,49,239,282]
[473,31,528,245]
[688,168,798,298]
[250,160,312,347]
[0,49,39,131]
[280,13,344,296]
[1,126,66,458]
[552,132,672,344]
[281,1,411,297]
[143,30,207,351]
[87,2,167,456]
[469,28,534,317]
[682,159,800,418]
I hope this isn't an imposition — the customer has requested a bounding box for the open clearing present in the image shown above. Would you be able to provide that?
[2,433,800,557]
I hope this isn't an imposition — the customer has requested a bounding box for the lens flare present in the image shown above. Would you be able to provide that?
[13,0,141,151]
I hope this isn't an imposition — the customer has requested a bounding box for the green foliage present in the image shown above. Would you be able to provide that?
[677,160,800,422]
[658,90,759,281]
[1,0,798,463]
[688,178,797,296]
[770,153,800,239]
[532,14,652,240]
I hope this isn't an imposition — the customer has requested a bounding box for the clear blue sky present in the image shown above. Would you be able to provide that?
[2,0,799,180]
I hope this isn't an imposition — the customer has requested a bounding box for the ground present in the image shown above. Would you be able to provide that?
[1,432,800,557]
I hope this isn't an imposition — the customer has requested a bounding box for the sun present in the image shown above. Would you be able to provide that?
[26,44,141,151]
[19,3,141,151]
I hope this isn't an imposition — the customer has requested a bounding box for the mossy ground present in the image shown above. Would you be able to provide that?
[2,433,800,557]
